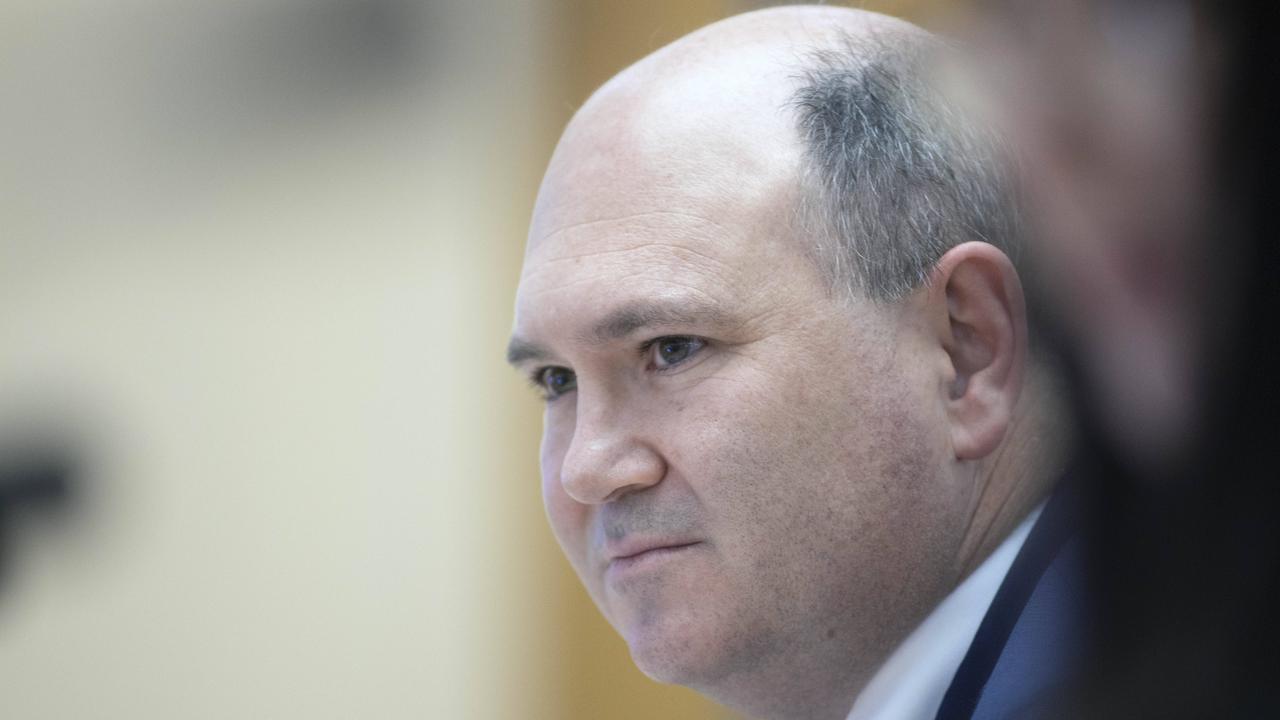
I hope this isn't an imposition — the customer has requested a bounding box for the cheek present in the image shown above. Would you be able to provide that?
[666,369,831,530]
[676,340,927,540]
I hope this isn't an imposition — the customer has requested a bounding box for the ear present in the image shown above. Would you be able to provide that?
[922,242,1028,461]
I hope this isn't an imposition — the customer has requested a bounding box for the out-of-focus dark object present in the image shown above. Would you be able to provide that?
[975,1,1280,716]
[0,447,76,591]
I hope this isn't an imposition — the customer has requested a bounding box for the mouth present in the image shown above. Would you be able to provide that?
[605,541,702,579]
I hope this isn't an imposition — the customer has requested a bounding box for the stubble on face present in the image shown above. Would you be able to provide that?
[665,313,955,699]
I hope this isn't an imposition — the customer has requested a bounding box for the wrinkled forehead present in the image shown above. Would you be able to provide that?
[516,193,811,348]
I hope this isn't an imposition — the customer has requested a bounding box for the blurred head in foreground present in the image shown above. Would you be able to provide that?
[508,6,1064,718]
[972,1,1280,715]
[972,0,1214,476]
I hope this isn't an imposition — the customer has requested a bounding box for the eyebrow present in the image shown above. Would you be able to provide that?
[586,298,728,344]
[505,336,552,366]
[505,297,729,367]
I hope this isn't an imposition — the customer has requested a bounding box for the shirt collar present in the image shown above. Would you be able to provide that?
[845,505,1044,720]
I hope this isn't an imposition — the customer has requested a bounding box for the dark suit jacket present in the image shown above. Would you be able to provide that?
[935,483,1084,720]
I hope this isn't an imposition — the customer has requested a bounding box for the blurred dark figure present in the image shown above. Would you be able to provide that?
[0,446,75,593]
[974,1,1279,716]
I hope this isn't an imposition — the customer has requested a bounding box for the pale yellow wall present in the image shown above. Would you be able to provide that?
[0,2,954,719]
[0,0,565,717]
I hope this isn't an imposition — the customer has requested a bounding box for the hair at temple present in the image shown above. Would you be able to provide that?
[790,32,1021,302]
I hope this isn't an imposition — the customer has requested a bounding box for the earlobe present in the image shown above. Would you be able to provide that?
[926,242,1028,461]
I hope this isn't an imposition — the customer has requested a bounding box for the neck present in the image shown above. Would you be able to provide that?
[692,634,884,720]
[955,364,1069,579]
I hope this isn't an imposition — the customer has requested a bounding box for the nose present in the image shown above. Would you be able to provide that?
[558,405,665,505]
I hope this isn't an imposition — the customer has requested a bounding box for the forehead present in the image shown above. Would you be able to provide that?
[515,163,811,347]
[516,57,814,341]
[516,214,811,355]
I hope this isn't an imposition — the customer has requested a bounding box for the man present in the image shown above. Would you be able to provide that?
[507,7,1070,719]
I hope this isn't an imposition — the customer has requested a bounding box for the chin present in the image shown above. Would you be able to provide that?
[612,601,711,684]
[620,604,759,689]
[627,630,706,685]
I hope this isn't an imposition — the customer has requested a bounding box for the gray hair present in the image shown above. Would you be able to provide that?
[790,33,1020,301]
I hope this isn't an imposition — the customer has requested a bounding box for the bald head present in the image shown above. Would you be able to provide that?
[530,6,1013,302]
[533,7,918,255]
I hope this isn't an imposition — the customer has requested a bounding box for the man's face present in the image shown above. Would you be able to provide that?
[510,82,968,691]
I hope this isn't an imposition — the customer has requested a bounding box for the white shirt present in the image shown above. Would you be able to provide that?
[845,506,1043,720]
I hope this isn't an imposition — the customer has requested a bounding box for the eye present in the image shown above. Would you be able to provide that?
[650,336,705,370]
[533,366,577,400]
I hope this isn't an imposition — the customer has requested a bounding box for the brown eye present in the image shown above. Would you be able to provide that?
[653,336,704,369]
[537,366,577,399]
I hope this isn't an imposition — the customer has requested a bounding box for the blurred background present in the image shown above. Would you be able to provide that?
[0,1,955,717]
